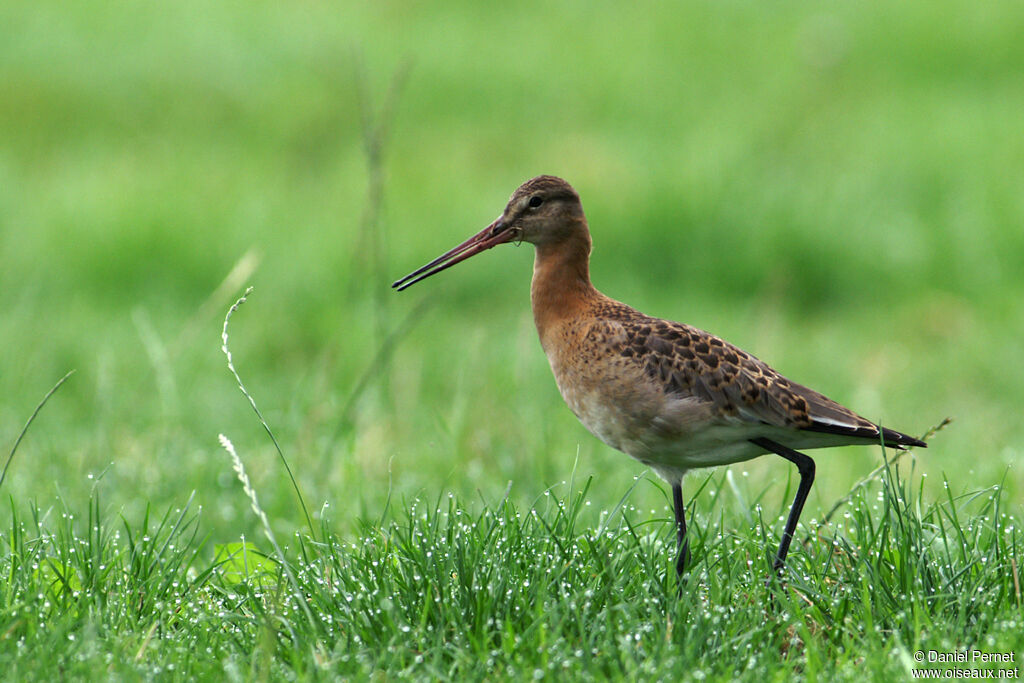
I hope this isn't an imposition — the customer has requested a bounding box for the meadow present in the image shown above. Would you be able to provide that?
[2,1,1023,679]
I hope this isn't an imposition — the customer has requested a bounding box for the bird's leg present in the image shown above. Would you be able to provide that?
[748,437,816,575]
[672,482,691,577]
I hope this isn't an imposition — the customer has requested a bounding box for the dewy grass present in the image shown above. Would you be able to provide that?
[0,448,1020,679]
[211,459,1020,679]
[0,491,219,679]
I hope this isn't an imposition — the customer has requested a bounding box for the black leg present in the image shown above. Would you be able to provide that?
[749,437,816,574]
[672,482,691,577]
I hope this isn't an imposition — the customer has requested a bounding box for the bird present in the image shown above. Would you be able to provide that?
[392,175,926,579]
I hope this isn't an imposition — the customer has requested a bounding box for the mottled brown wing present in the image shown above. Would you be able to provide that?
[598,307,924,447]
[615,317,812,426]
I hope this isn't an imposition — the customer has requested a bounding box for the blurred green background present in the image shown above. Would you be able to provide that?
[2,1,1022,539]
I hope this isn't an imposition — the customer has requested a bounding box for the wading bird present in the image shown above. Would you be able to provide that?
[392,175,925,578]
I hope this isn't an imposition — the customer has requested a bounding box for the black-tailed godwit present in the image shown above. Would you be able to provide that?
[393,175,925,578]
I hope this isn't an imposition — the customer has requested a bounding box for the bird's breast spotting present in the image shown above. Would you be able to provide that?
[541,319,646,453]
[542,319,691,457]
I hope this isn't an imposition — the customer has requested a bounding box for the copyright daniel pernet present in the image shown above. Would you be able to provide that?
[915,649,1017,664]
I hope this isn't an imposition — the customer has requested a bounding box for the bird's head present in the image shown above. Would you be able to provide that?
[495,175,584,247]
[392,175,586,291]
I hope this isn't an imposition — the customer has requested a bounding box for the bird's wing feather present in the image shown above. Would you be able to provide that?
[591,302,925,449]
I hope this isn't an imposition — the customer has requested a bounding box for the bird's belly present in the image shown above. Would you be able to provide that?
[569,391,637,454]
[573,394,764,467]
[550,357,766,474]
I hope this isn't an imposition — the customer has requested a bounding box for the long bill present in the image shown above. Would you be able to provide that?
[392,218,516,291]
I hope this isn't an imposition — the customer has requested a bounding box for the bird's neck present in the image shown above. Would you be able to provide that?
[530,228,599,343]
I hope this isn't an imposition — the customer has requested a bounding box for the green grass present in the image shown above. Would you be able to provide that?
[2,444,1021,680]
[2,0,1024,679]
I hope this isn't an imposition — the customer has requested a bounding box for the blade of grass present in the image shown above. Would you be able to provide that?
[0,370,75,490]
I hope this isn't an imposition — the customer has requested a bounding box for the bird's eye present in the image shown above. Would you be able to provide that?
[528,196,544,208]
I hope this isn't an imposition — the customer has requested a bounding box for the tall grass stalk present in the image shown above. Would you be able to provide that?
[220,287,315,539]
